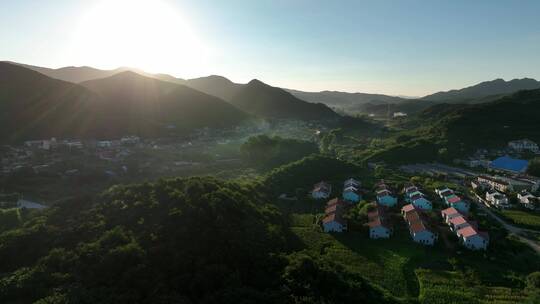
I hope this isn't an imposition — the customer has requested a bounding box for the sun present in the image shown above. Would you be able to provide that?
[69,0,208,75]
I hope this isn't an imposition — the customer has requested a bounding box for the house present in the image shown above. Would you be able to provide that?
[471,180,489,191]
[322,198,348,232]
[344,178,361,188]
[343,186,362,203]
[410,194,432,210]
[456,226,489,250]
[322,213,347,232]
[486,190,509,208]
[408,218,436,245]
[368,218,392,239]
[401,204,417,217]
[441,207,461,223]
[376,189,397,207]
[448,216,472,232]
[477,176,512,193]
[444,195,469,213]
[312,181,332,199]
[508,139,539,153]
[489,156,529,174]
[368,207,392,239]
[518,191,539,210]
[436,187,453,198]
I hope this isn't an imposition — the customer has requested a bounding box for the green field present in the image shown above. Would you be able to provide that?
[499,209,540,230]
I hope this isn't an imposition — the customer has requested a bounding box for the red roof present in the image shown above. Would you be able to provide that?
[409,219,428,233]
[406,211,421,222]
[401,204,416,213]
[456,226,480,238]
[326,198,346,207]
[441,207,459,216]
[447,196,462,204]
[449,216,468,226]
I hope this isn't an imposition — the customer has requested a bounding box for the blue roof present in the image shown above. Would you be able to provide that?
[490,156,529,173]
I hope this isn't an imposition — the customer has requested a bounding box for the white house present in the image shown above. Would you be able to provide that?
[441,207,461,223]
[456,226,489,250]
[518,191,539,210]
[448,216,472,232]
[312,181,332,199]
[508,139,539,153]
[486,190,509,208]
[344,178,361,188]
[478,176,512,193]
[409,220,436,246]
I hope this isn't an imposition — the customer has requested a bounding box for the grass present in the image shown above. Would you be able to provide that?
[499,209,540,231]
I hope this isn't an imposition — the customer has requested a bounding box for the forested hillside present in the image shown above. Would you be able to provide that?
[0,177,399,304]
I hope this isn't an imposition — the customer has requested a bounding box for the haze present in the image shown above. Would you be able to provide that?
[1,0,540,96]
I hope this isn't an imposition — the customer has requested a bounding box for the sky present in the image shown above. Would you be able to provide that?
[1,0,540,96]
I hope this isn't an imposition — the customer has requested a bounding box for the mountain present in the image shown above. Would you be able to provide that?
[365,89,540,164]
[422,78,540,102]
[287,89,409,109]
[185,75,242,101]
[80,72,249,135]
[0,62,103,141]
[0,62,248,141]
[230,79,339,120]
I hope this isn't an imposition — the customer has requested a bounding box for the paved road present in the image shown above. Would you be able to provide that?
[471,194,540,254]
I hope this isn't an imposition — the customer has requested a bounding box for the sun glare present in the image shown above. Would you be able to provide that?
[70,0,208,75]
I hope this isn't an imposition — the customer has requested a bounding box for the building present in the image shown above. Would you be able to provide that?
[477,176,512,193]
[456,226,489,250]
[410,194,432,210]
[312,181,332,199]
[444,195,469,213]
[441,207,461,223]
[401,204,436,245]
[448,216,472,232]
[485,190,509,208]
[408,219,436,245]
[342,178,361,203]
[508,139,539,153]
[518,191,539,210]
[489,156,529,174]
[344,178,361,188]
[322,199,348,232]
[368,207,392,239]
[376,189,397,207]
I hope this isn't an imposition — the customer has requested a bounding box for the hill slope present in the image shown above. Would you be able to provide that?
[80,72,249,135]
[185,75,242,101]
[0,62,104,141]
[364,89,540,163]
[287,89,409,108]
[422,78,540,102]
[230,80,339,120]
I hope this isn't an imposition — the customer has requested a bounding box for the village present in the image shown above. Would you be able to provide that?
[308,139,540,253]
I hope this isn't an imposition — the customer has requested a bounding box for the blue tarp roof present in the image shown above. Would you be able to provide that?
[490,156,529,173]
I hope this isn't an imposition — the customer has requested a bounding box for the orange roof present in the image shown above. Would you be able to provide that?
[401,204,416,213]
[449,216,468,226]
[441,207,460,216]
[409,219,428,233]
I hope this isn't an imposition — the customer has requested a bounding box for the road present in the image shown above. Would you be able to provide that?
[471,194,540,254]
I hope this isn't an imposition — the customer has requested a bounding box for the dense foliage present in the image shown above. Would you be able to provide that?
[0,177,398,304]
[240,135,318,169]
[528,157,540,177]
[360,89,540,164]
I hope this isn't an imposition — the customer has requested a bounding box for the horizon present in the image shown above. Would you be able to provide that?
[1,0,540,96]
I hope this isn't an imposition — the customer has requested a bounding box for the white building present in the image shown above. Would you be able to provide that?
[518,191,539,210]
[485,190,509,208]
[457,226,489,250]
[508,139,539,153]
